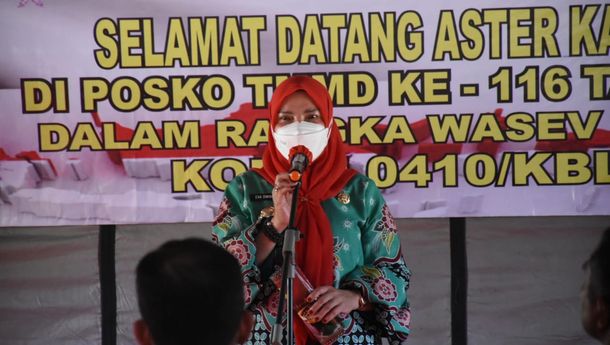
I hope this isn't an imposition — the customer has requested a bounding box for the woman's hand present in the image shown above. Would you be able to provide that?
[271,173,294,232]
[306,286,361,323]
[254,173,294,264]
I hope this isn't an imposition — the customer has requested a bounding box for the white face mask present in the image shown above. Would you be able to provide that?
[272,122,331,162]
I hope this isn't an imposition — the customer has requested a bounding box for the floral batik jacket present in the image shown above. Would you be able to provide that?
[212,171,411,344]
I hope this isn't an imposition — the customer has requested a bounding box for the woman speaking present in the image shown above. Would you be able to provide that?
[213,76,411,344]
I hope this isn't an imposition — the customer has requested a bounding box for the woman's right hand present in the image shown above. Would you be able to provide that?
[271,172,294,232]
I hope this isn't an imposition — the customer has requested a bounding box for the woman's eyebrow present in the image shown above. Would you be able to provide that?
[304,108,319,113]
[278,110,293,115]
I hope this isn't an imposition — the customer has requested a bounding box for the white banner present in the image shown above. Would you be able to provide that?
[1,0,609,225]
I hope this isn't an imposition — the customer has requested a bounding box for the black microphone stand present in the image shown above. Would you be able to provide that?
[271,180,301,345]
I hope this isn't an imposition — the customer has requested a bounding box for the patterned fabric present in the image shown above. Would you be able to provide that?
[212,171,411,344]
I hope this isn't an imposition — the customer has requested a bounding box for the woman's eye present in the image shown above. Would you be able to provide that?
[278,115,293,123]
[305,113,323,123]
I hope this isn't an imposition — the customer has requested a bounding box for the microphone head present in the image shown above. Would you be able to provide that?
[288,145,312,182]
[288,145,313,164]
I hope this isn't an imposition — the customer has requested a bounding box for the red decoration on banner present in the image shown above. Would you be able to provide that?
[476,108,507,157]
[15,151,58,176]
[411,118,432,143]
[91,104,610,173]
[418,143,463,163]
[0,148,14,160]
[535,129,610,152]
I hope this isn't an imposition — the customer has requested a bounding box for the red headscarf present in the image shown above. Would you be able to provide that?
[254,76,356,344]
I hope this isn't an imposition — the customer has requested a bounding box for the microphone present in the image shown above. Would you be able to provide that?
[288,145,312,182]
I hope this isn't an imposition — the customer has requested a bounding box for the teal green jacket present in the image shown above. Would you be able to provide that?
[213,171,411,344]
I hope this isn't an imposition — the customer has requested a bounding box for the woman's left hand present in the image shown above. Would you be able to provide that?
[306,286,361,323]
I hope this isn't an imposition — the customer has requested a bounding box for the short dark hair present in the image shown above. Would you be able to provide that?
[136,238,244,345]
[586,228,610,304]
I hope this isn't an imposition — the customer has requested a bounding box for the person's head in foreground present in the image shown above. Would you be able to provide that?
[134,238,252,345]
[582,227,610,344]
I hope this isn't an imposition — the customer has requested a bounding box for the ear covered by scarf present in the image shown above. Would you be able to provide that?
[253,76,357,345]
